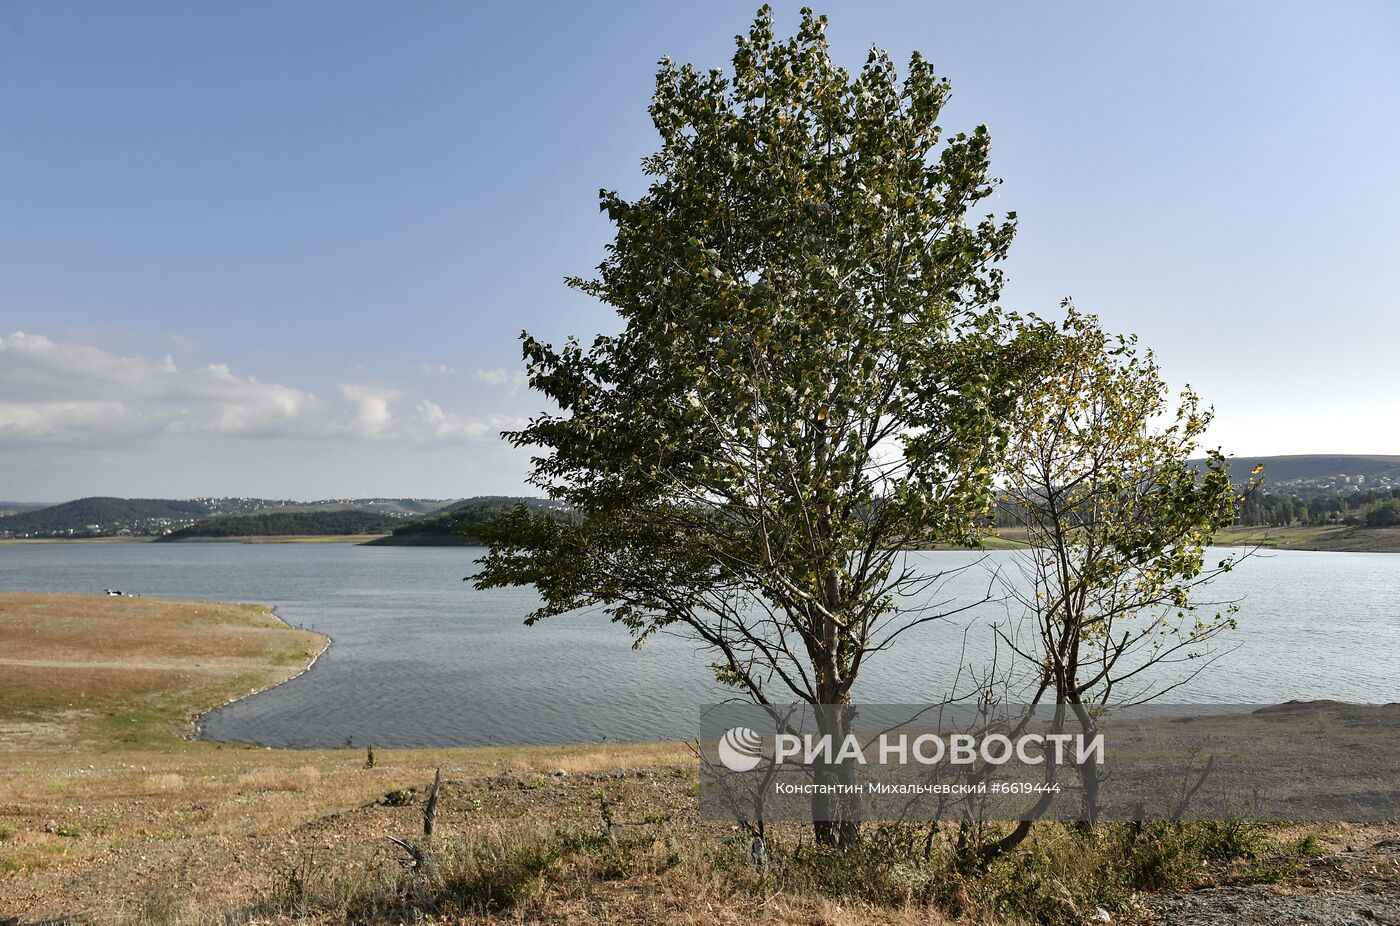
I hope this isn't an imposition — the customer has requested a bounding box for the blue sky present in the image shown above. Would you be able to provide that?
[2,1,1397,500]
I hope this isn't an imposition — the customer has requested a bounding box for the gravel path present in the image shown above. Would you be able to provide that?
[1147,837,1400,925]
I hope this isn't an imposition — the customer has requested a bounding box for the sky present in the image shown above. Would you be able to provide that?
[2,1,1398,502]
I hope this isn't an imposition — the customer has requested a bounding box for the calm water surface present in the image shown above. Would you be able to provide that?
[1,543,1396,747]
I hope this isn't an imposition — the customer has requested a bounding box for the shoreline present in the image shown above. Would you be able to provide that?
[989,524,1400,554]
[1208,523,1400,553]
[158,533,390,544]
[0,534,389,544]
[189,603,332,742]
[8,528,1400,553]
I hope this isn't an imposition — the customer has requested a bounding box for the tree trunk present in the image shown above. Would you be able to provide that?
[1068,700,1100,826]
[810,699,861,848]
[808,416,860,848]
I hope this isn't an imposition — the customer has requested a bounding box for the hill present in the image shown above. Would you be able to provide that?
[0,501,53,517]
[257,497,460,518]
[1209,454,1400,494]
[0,496,461,539]
[365,496,563,545]
[0,496,213,537]
[156,509,401,541]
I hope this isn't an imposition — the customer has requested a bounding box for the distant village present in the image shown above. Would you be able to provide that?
[0,497,457,540]
[1272,472,1398,494]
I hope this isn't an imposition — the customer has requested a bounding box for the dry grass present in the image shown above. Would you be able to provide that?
[0,592,325,748]
[0,593,693,922]
[0,593,1390,926]
[993,524,1400,553]
[1211,524,1400,552]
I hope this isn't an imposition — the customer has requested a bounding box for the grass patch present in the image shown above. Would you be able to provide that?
[232,817,1334,926]
[247,826,682,922]
[0,592,326,748]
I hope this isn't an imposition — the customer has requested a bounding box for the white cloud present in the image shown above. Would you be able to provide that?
[338,384,399,438]
[412,400,518,440]
[0,399,134,439]
[473,367,528,395]
[0,331,320,440]
[422,362,455,376]
[0,332,517,446]
[473,368,510,385]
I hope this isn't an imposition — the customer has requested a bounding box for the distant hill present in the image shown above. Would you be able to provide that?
[157,509,400,541]
[261,498,461,518]
[0,497,213,537]
[366,497,563,546]
[0,496,462,539]
[1204,454,1400,495]
[0,501,53,518]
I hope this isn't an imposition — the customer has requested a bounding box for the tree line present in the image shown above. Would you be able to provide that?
[991,485,1400,530]
[158,509,399,540]
[1234,487,1400,528]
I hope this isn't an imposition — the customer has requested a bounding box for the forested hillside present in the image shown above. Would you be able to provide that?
[0,496,460,539]
[0,497,212,537]
[367,497,562,545]
[157,510,400,540]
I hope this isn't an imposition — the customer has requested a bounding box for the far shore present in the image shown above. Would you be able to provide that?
[7,524,1400,552]
[1,533,390,545]
[157,533,391,544]
[1208,523,1400,552]
[989,524,1400,554]
[0,535,152,544]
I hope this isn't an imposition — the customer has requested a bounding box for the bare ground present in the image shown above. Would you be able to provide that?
[1146,834,1400,925]
[0,593,1396,925]
[3,760,1397,925]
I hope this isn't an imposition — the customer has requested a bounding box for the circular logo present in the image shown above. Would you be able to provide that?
[717,726,764,772]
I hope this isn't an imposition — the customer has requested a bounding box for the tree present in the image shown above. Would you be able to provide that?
[475,6,1024,846]
[1365,498,1400,527]
[991,308,1253,848]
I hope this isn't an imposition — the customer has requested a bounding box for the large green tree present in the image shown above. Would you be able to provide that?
[476,7,1023,845]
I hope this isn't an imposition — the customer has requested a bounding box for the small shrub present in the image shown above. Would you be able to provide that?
[438,840,561,912]
[757,825,946,907]
[1292,832,1324,857]
[1192,819,1272,860]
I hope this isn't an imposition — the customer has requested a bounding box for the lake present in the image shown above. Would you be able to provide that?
[1,542,1396,747]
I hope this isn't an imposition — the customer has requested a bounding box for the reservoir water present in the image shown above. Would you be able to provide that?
[1,543,1396,747]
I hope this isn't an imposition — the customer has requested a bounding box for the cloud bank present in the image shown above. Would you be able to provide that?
[0,332,518,445]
